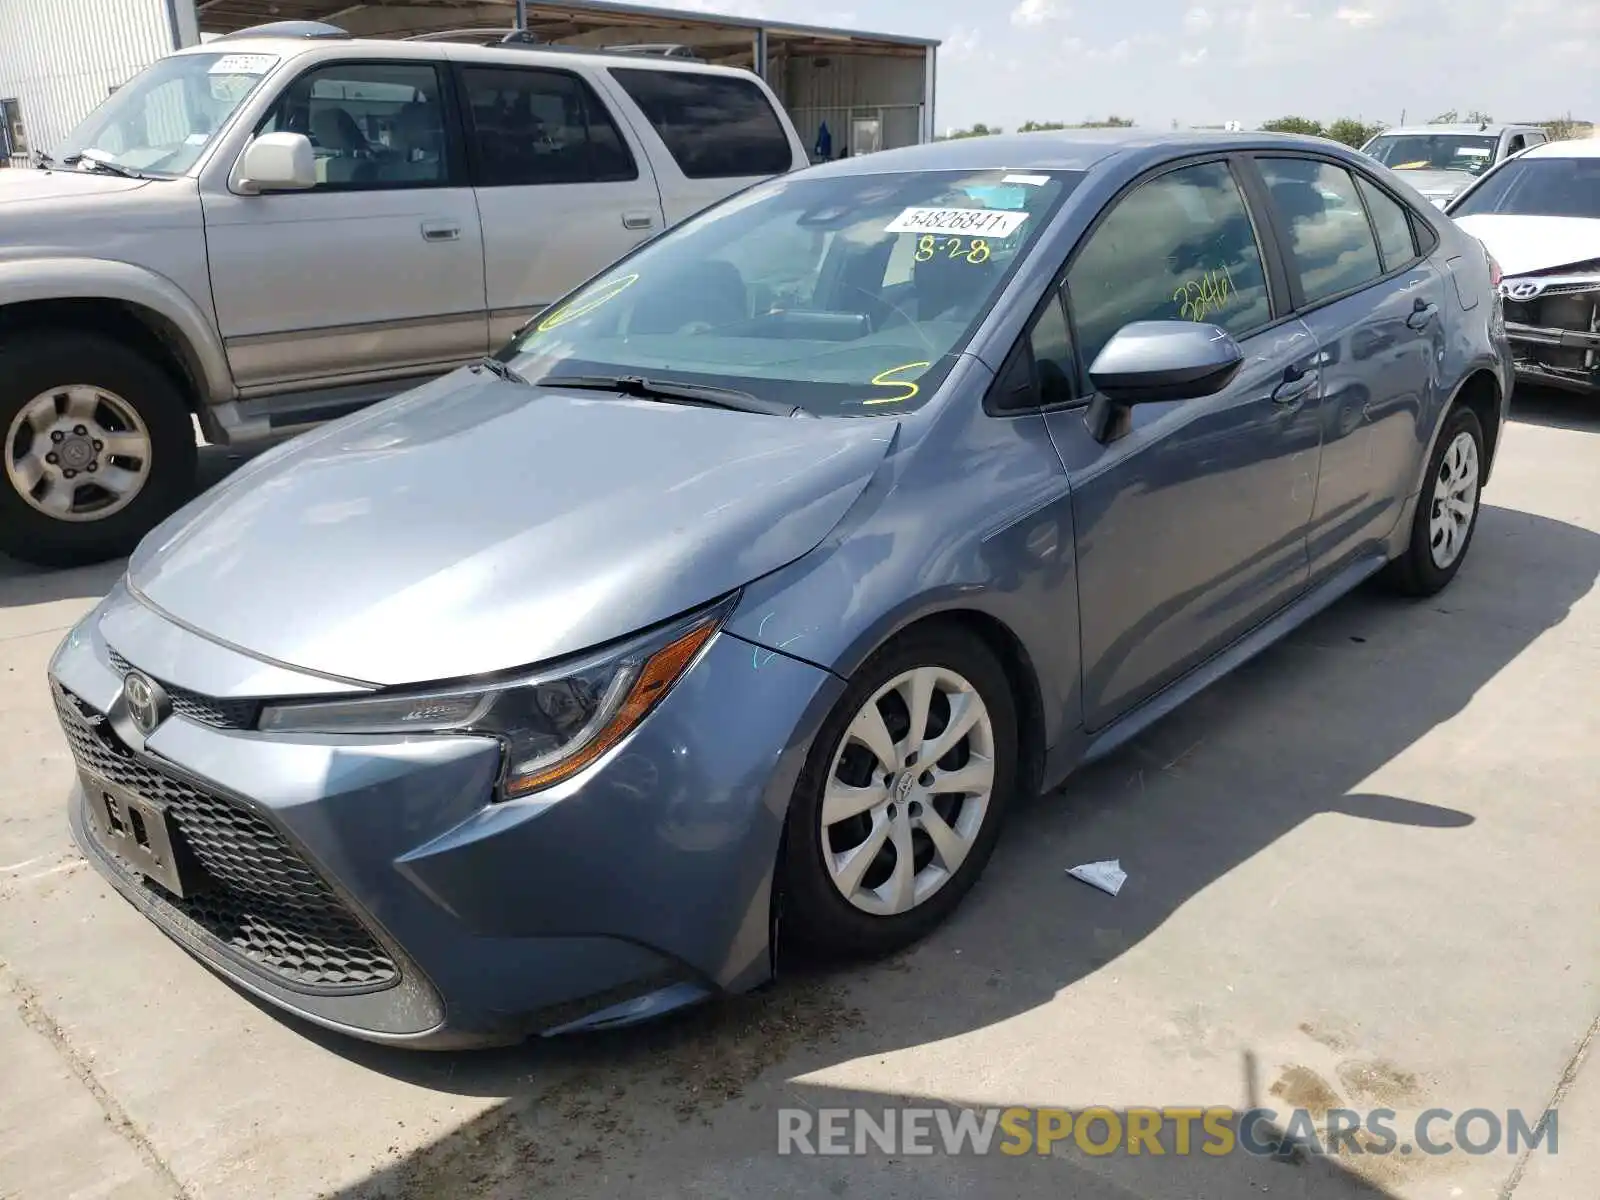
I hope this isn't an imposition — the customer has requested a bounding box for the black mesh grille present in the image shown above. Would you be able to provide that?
[105,649,260,730]
[56,684,397,993]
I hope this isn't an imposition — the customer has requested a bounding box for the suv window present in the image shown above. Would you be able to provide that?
[1505,135,1526,155]
[1355,176,1418,271]
[460,65,636,186]
[260,62,452,189]
[1259,158,1383,305]
[609,68,792,179]
[1066,160,1271,381]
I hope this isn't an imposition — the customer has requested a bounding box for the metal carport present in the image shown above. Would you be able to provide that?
[188,0,940,154]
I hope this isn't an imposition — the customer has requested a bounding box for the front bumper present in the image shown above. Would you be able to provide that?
[51,586,842,1047]
[1502,284,1600,395]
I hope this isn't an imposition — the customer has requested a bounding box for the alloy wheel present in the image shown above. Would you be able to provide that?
[5,385,154,523]
[1428,430,1479,569]
[821,666,997,917]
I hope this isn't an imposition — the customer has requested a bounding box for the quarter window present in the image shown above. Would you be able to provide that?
[460,66,636,186]
[609,68,792,179]
[1066,160,1271,382]
[1356,176,1419,270]
[1258,158,1384,305]
[260,62,451,189]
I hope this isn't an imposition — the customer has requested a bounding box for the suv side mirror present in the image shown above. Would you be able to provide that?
[236,132,316,194]
[1084,320,1244,442]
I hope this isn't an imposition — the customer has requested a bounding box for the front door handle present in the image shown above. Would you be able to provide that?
[1272,369,1317,406]
[421,221,460,243]
[621,210,657,231]
[1407,298,1438,330]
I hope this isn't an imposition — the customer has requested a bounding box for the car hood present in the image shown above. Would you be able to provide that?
[128,370,897,686]
[1450,214,1600,277]
[0,167,150,205]
[1393,168,1474,199]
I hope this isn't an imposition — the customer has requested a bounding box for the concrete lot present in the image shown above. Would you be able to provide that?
[1,391,1596,1200]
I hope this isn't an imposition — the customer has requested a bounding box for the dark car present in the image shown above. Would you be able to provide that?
[51,130,1511,1047]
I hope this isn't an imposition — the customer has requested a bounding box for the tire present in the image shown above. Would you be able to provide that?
[0,332,197,568]
[1383,405,1485,597]
[780,625,1019,959]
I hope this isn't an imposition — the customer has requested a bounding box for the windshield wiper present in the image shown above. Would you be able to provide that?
[468,356,531,385]
[537,374,805,418]
[62,152,143,179]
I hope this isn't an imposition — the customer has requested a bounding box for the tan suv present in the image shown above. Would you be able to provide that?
[0,21,807,566]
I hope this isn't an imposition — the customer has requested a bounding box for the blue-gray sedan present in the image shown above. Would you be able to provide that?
[50,131,1512,1047]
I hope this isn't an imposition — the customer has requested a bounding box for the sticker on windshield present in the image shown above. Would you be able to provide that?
[208,54,278,76]
[886,207,1029,238]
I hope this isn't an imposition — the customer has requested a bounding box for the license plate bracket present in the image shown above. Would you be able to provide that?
[83,773,204,898]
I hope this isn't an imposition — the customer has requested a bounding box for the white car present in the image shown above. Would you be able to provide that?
[1447,139,1600,396]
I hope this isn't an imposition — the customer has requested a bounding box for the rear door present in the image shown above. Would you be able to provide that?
[602,66,804,226]
[454,62,666,347]
[203,58,488,396]
[1251,155,1447,578]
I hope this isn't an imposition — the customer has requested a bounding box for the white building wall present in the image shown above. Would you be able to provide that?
[0,0,185,159]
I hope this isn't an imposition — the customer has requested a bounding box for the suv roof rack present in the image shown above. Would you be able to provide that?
[215,20,350,41]
[403,28,705,61]
[404,28,530,44]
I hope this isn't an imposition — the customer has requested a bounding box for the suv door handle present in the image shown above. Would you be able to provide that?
[621,211,657,231]
[1407,298,1439,330]
[421,222,460,243]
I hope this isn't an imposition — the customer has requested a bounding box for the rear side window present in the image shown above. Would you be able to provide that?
[1066,160,1272,379]
[460,66,636,185]
[1258,158,1383,305]
[1356,176,1419,270]
[609,68,792,179]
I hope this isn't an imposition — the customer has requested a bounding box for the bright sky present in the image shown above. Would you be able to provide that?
[678,0,1595,133]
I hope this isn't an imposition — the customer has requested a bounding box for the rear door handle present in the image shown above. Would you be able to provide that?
[621,210,657,231]
[1407,299,1439,330]
[421,222,460,243]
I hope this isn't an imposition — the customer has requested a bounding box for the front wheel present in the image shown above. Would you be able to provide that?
[780,626,1019,958]
[1383,405,1485,597]
[0,333,197,567]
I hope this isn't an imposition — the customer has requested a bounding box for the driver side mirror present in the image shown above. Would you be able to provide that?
[236,132,316,194]
[1084,320,1244,442]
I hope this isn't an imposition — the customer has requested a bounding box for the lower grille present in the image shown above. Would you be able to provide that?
[1503,291,1600,386]
[55,684,398,993]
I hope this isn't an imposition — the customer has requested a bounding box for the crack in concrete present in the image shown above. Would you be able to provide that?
[1502,1005,1600,1199]
[1,959,191,1200]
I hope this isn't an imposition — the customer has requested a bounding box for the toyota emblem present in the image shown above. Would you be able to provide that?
[122,671,168,735]
[1502,280,1544,301]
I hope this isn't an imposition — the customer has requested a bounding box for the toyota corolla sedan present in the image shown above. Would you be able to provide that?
[50,131,1510,1047]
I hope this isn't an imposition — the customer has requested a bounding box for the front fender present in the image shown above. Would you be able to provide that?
[0,257,233,403]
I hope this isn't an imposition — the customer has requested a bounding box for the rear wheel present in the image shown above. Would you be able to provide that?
[1384,405,1484,597]
[0,333,197,567]
[781,626,1018,958]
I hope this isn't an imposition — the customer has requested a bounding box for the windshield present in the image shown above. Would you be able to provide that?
[501,168,1082,416]
[1451,157,1600,220]
[53,51,279,177]
[1363,133,1499,177]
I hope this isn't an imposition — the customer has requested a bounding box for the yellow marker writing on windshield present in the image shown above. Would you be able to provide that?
[535,273,639,333]
[864,361,931,406]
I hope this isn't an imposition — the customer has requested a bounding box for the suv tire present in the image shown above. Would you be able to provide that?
[0,332,197,568]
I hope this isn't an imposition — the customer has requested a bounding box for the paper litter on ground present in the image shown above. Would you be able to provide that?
[1067,859,1127,896]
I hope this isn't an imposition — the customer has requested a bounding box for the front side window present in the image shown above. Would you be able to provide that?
[1066,160,1271,380]
[1363,133,1498,177]
[460,66,636,186]
[1451,157,1600,220]
[259,62,450,189]
[1356,175,1419,271]
[55,52,278,176]
[1259,158,1383,305]
[609,68,792,179]
[503,169,1082,416]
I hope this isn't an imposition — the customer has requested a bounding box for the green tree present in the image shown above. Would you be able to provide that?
[1326,117,1383,148]
[1018,120,1068,132]
[1260,116,1325,136]
[1429,109,1458,124]
[940,123,1002,140]
[1076,115,1135,128]
[1464,109,1494,125]
[1538,116,1593,142]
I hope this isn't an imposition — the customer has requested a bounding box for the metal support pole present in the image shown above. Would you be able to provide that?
[753,27,768,79]
[922,45,937,143]
[514,0,528,31]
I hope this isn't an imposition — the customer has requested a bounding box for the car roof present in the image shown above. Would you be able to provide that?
[1519,138,1600,159]
[1373,124,1535,137]
[805,128,1352,177]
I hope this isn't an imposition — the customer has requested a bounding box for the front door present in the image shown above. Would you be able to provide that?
[1042,159,1324,729]
[202,59,487,395]
[1253,156,1448,576]
[455,63,665,348]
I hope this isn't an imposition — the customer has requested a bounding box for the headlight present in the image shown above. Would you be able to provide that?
[257,596,735,797]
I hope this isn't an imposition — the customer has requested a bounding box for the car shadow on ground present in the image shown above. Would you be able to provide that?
[241,494,1597,1200]
[1509,385,1600,434]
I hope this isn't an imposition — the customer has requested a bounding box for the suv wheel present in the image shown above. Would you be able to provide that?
[0,333,197,567]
